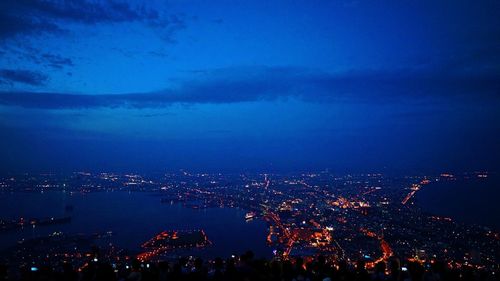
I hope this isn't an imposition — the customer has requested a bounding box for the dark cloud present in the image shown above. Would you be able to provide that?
[148,50,169,58]
[0,66,498,109]
[1,46,74,69]
[137,112,174,118]
[0,69,48,86]
[41,53,74,69]
[211,18,224,24]
[0,10,62,39]
[0,0,186,80]
[0,0,183,40]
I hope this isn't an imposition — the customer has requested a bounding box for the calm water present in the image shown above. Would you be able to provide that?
[0,191,272,258]
[417,175,500,230]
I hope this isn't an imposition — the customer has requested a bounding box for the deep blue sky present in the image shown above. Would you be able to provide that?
[0,0,498,173]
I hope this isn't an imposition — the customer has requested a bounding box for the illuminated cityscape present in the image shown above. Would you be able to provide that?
[0,171,499,280]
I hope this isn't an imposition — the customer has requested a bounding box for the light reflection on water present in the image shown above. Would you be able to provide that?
[0,191,272,258]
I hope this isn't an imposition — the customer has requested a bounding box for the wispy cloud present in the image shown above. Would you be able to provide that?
[0,0,186,83]
[40,53,74,69]
[0,69,48,86]
[0,66,498,109]
[0,0,186,67]
[0,0,167,39]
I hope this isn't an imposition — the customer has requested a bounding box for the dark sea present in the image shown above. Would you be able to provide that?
[417,175,500,230]
[0,191,272,258]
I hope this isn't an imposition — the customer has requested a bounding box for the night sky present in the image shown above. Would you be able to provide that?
[0,0,498,173]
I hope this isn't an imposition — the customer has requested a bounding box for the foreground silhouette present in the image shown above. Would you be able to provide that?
[1,251,499,281]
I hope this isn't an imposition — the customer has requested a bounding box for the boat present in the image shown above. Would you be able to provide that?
[245,212,256,220]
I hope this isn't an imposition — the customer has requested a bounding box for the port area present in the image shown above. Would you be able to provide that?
[0,232,119,269]
[137,230,211,261]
